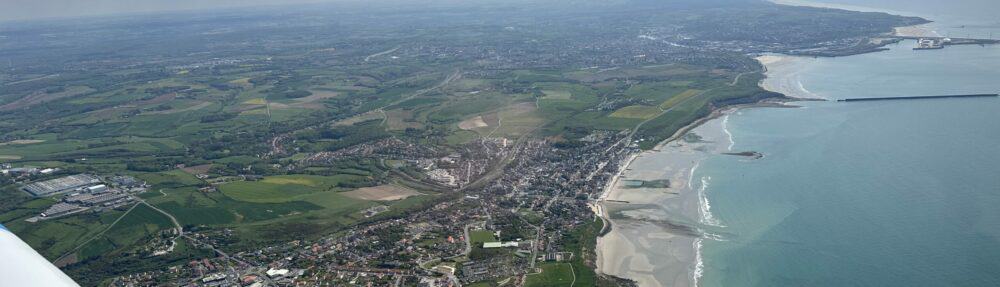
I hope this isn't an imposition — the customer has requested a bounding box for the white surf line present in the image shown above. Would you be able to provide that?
[794,76,824,100]
[693,237,705,287]
[687,161,700,189]
[697,176,724,227]
[722,114,735,152]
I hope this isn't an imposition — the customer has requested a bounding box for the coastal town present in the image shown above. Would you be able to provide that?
[92,130,640,286]
[3,0,987,286]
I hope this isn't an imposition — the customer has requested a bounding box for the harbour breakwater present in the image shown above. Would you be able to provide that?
[837,93,998,102]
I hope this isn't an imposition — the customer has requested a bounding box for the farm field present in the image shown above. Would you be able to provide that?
[609,105,661,119]
[659,89,704,110]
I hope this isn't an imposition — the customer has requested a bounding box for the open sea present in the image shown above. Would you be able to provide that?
[696,1,1000,286]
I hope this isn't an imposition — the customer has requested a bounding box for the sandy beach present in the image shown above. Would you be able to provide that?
[756,54,824,100]
[597,115,735,287]
[597,53,807,286]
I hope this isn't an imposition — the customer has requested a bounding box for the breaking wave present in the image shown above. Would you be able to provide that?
[697,176,724,227]
[722,114,735,152]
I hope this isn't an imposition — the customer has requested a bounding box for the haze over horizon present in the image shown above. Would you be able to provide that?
[0,0,339,22]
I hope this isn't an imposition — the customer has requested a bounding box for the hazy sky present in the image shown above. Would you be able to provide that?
[803,0,1000,22]
[5,0,998,23]
[0,0,337,22]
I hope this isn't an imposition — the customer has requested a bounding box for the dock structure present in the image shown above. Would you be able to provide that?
[838,94,999,102]
[891,36,1000,50]
[914,38,945,50]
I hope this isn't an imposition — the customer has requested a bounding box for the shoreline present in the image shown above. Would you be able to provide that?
[595,4,940,286]
[755,54,825,100]
[768,0,941,57]
[595,2,996,286]
[595,96,797,286]
[769,0,923,18]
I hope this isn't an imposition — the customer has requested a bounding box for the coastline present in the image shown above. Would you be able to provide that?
[768,0,921,17]
[595,112,724,287]
[596,2,999,286]
[595,4,945,286]
[770,0,945,38]
[594,39,842,287]
[596,97,794,286]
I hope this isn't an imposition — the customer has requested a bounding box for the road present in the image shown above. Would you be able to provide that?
[364,46,402,62]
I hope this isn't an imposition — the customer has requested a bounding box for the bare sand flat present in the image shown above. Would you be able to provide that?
[458,115,489,130]
[342,185,422,201]
[894,25,941,38]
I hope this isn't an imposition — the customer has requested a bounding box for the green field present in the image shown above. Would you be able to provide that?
[218,174,364,203]
[137,169,204,188]
[638,73,775,149]
[75,203,175,260]
[5,214,108,259]
[525,263,575,287]
[469,230,498,244]
[2,202,176,262]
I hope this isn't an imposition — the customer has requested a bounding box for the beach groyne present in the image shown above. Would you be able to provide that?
[838,93,998,102]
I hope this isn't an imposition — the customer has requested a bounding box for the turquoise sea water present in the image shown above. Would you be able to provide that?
[697,18,1000,287]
